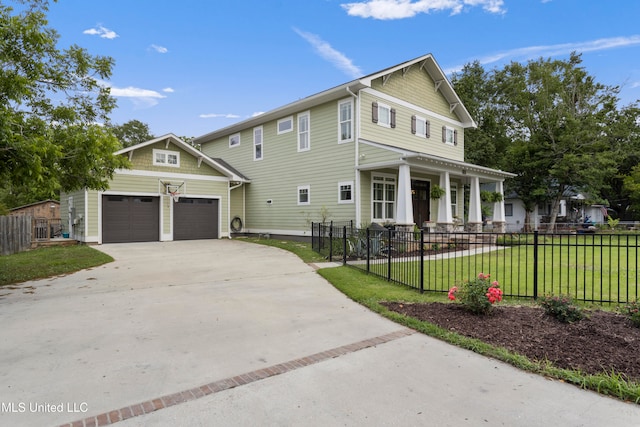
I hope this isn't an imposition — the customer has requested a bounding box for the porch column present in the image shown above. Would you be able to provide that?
[468,176,482,233]
[396,164,414,229]
[492,180,506,233]
[437,171,453,231]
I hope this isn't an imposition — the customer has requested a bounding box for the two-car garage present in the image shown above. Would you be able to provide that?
[102,195,218,243]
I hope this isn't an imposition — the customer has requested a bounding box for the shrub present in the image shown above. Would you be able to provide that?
[448,273,503,315]
[619,301,640,328]
[538,295,584,323]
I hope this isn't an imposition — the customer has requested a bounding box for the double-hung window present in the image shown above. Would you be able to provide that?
[338,99,353,143]
[372,174,396,221]
[338,181,353,204]
[298,111,310,152]
[411,115,430,138]
[451,185,458,217]
[297,185,310,205]
[253,126,263,161]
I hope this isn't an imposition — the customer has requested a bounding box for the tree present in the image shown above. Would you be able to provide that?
[491,53,620,230]
[110,119,154,147]
[0,0,129,207]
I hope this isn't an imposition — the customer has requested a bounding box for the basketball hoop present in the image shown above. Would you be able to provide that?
[169,191,180,203]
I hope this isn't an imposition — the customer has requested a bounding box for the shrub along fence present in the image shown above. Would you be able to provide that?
[311,222,640,305]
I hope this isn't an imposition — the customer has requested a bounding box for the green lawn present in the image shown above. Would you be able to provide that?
[358,234,640,304]
[0,245,113,286]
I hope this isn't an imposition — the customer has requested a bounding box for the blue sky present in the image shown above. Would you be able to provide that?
[42,0,640,138]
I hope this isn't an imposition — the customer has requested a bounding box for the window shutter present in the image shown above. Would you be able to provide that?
[426,120,430,138]
[454,130,458,145]
[390,108,396,128]
[411,115,416,134]
[442,126,446,143]
[372,101,378,123]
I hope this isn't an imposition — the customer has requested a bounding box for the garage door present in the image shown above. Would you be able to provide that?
[173,198,219,240]
[102,196,160,243]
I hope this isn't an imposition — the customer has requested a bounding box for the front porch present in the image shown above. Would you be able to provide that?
[360,155,515,234]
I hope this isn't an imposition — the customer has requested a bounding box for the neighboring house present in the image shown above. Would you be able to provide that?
[194,53,514,237]
[10,200,60,219]
[504,189,609,232]
[61,135,249,243]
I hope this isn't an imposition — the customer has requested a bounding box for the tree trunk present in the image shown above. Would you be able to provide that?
[547,192,564,233]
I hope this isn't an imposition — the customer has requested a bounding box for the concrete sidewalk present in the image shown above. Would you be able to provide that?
[0,240,637,426]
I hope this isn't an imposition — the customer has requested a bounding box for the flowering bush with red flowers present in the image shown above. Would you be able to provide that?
[448,273,503,315]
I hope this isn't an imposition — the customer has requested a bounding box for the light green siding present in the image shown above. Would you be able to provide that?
[359,90,465,161]
[370,66,457,121]
[128,142,226,177]
[203,98,357,234]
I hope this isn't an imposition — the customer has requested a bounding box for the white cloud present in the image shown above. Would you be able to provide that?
[252,112,265,117]
[293,28,363,78]
[99,81,166,108]
[150,44,168,54]
[341,0,505,20]
[443,35,640,74]
[162,87,175,93]
[199,113,241,119]
[83,25,119,39]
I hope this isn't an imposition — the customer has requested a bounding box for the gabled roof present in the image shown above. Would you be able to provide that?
[116,134,250,183]
[194,53,475,144]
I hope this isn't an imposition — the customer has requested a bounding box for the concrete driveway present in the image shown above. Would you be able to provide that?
[0,240,638,427]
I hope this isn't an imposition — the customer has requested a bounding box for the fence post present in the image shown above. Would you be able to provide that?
[419,229,424,293]
[366,227,370,273]
[387,227,392,281]
[533,230,539,300]
[342,226,347,265]
[329,222,333,261]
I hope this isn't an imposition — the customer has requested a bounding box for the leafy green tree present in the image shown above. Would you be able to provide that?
[0,0,129,208]
[110,119,154,147]
[492,53,620,229]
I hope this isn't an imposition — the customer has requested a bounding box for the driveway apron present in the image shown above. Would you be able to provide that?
[0,240,638,426]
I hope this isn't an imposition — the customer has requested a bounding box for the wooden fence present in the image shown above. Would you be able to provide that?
[0,215,32,256]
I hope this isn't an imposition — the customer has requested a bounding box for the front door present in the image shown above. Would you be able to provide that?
[412,180,430,227]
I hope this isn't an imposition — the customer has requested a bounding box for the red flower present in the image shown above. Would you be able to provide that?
[448,286,458,301]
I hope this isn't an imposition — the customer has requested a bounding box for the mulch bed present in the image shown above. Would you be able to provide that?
[382,302,640,381]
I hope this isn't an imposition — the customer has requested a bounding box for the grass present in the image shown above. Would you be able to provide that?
[0,245,113,286]
[239,237,327,263]
[250,238,640,404]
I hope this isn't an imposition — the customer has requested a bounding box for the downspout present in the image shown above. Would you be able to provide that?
[346,86,360,227]
[228,181,245,239]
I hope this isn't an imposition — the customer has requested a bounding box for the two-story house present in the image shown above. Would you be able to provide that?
[62,53,513,244]
[194,53,514,238]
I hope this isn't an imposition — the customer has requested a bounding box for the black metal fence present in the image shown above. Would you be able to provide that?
[311,222,640,305]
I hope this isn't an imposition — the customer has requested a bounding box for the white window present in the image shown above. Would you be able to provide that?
[253,126,263,161]
[443,126,457,145]
[153,149,180,168]
[277,117,293,134]
[451,185,458,217]
[338,181,353,204]
[298,111,310,152]
[377,103,391,128]
[338,99,353,143]
[297,185,310,205]
[372,174,396,221]
[229,133,241,147]
[412,115,430,138]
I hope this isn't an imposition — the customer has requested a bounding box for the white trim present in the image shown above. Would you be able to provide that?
[277,116,293,135]
[362,87,465,127]
[229,133,241,148]
[371,173,396,222]
[83,189,89,240]
[337,98,354,143]
[114,168,230,182]
[253,126,263,161]
[297,111,310,152]
[297,185,310,205]
[338,181,354,204]
[376,102,392,128]
[444,126,455,146]
[152,149,180,168]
